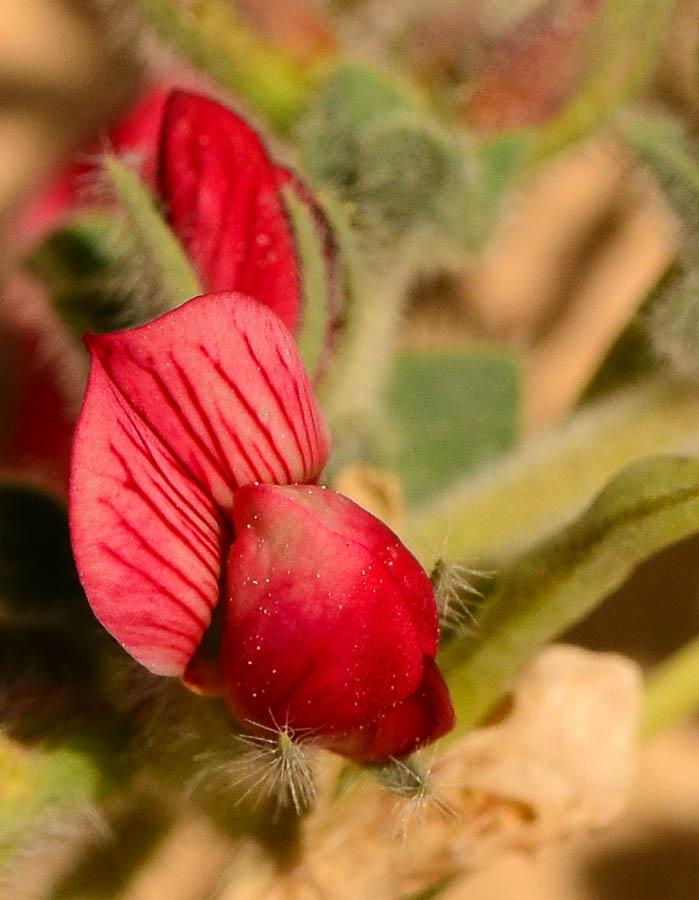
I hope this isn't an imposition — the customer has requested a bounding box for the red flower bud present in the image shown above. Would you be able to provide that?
[221,483,454,762]
[17,88,340,349]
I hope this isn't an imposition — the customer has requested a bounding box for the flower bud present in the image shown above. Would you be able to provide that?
[221,483,454,762]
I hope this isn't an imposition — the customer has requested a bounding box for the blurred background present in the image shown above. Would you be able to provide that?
[1,1,698,898]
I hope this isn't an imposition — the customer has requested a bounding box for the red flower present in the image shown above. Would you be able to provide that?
[69,292,454,762]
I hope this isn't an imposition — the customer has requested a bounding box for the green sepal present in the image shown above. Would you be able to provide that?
[103,155,203,314]
[281,183,344,382]
[25,155,204,335]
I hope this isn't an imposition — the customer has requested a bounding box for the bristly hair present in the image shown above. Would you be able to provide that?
[379,756,456,838]
[192,718,319,816]
[430,557,491,635]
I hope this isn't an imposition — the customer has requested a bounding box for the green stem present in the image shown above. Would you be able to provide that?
[136,0,316,132]
[530,0,677,163]
[406,380,699,566]
[641,633,699,739]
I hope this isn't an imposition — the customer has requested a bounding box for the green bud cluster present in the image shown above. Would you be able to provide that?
[298,63,471,245]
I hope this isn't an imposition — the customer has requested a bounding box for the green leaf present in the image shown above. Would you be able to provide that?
[468,132,533,243]
[387,349,520,505]
[616,113,699,381]
[531,0,677,163]
[298,62,417,192]
[406,380,699,566]
[641,632,699,739]
[354,114,466,239]
[442,454,699,736]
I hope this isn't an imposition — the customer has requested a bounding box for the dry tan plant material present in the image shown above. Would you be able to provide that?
[220,644,643,900]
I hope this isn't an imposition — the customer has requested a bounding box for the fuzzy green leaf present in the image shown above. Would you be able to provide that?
[387,349,520,505]
[531,0,677,162]
[406,380,699,565]
[442,454,699,736]
[298,62,417,191]
[469,132,533,242]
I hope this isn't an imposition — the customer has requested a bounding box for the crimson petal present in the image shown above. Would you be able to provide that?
[159,91,302,332]
[328,657,456,762]
[221,484,431,735]
[70,292,330,674]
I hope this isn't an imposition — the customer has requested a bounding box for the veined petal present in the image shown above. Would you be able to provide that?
[70,292,330,674]
[159,91,302,331]
[70,355,226,675]
[83,292,330,516]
